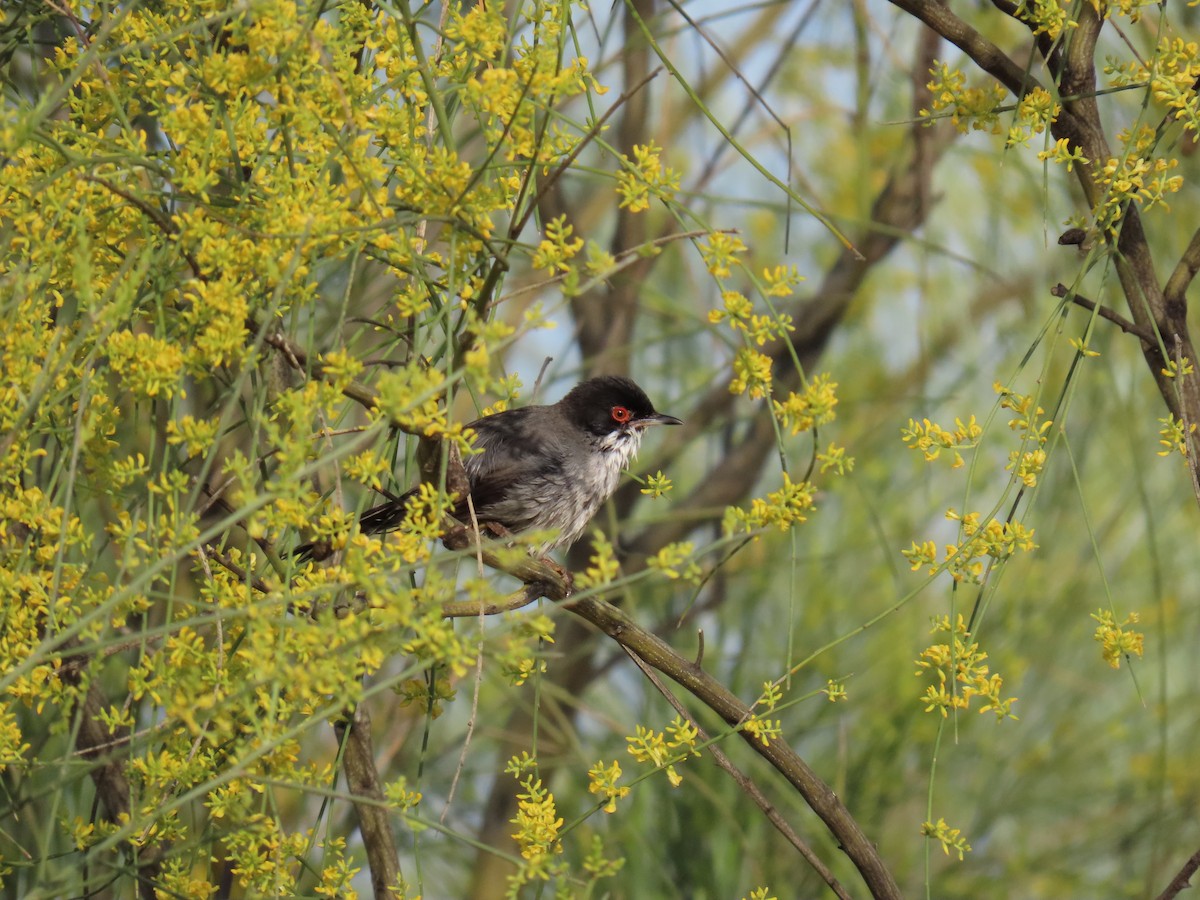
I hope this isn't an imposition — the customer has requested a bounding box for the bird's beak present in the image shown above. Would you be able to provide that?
[637,413,683,428]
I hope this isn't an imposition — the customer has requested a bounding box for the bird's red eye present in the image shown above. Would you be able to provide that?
[611,405,632,424]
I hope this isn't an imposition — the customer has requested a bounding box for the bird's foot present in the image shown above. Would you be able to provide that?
[536,557,575,598]
[482,521,514,541]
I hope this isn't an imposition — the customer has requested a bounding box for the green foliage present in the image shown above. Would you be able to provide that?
[4,0,1200,898]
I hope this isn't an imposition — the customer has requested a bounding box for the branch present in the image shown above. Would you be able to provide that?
[886,0,1040,98]
[567,593,902,899]
[1052,283,1157,344]
[263,330,382,418]
[82,175,203,278]
[624,649,854,900]
[335,705,401,900]
[1164,227,1200,313]
[1157,845,1200,900]
[68,675,165,899]
[441,585,550,618]
[465,545,900,898]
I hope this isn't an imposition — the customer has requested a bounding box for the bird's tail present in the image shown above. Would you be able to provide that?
[357,490,417,534]
[292,488,417,561]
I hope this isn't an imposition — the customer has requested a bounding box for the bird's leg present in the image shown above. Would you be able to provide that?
[479,525,577,596]
[442,520,574,597]
[481,521,513,541]
[538,558,575,596]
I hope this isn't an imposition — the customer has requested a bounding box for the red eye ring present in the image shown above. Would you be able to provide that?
[611,405,632,424]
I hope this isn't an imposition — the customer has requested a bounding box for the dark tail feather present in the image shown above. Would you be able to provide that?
[357,490,417,534]
[292,488,417,561]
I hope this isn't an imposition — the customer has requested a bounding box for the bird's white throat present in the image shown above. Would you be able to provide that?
[595,428,644,482]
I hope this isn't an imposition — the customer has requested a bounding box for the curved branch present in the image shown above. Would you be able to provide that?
[1053,283,1157,344]
[565,593,902,899]
[886,0,1040,98]
[1165,227,1200,312]
[625,648,855,900]
[467,540,902,899]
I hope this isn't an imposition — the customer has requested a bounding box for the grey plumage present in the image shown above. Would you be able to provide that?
[298,375,680,559]
[458,398,644,549]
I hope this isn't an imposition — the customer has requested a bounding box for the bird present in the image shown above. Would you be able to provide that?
[296,375,681,560]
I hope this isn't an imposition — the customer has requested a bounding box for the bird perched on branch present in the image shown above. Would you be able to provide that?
[296,375,681,560]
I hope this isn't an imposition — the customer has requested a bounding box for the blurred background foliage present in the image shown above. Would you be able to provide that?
[3,0,1200,898]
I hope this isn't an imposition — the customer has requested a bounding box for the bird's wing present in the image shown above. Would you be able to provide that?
[462,407,564,523]
[349,409,540,534]
[297,406,567,559]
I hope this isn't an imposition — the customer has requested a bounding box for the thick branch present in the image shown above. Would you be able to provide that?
[1164,227,1200,312]
[438,545,901,895]
[69,677,164,900]
[1157,845,1200,900]
[886,0,1040,98]
[626,650,854,900]
[336,705,401,900]
[566,593,902,899]
[460,543,900,898]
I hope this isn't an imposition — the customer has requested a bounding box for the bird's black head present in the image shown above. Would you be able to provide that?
[558,375,682,438]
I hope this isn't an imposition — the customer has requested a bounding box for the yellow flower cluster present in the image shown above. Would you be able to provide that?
[165,415,220,460]
[723,473,816,535]
[914,615,1018,721]
[107,330,187,399]
[1157,413,1197,458]
[1094,149,1183,230]
[1110,36,1200,136]
[699,232,747,279]
[373,366,464,445]
[1037,137,1089,172]
[742,681,786,742]
[615,141,681,212]
[761,264,806,297]
[997,382,1053,487]
[921,817,973,861]
[1091,609,1145,669]
[1013,0,1075,39]
[1007,86,1060,147]
[639,470,674,498]
[510,775,564,862]
[904,509,1037,585]
[587,759,631,814]
[1149,37,1200,133]
[647,542,702,582]
[626,717,701,788]
[709,290,795,346]
[773,374,839,436]
[920,61,1008,133]
[532,215,585,275]
[730,348,774,399]
[576,532,620,590]
[901,415,982,468]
